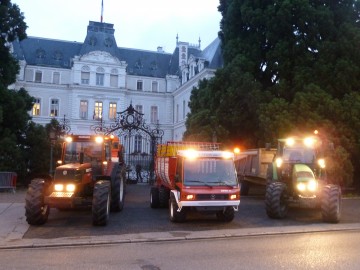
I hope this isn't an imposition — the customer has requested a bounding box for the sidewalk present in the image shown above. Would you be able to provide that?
[0,189,29,246]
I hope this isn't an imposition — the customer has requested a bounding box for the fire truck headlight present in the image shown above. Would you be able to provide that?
[184,149,198,160]
[318,159,326,168]
[276,158,283,168]
[54,184,64,191]
[222,151,233,159]
[66,184,76,192]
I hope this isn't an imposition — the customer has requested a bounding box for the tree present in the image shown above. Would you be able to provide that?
[185,0,360,187]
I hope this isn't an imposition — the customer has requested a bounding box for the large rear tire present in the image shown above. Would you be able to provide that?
[25,178,49,225]
[111,167,126,212]
[169,195,186,223]
[216,207,235,222]
[92,180,110,226]
[240,180,250,196]
[159,185,170,208]
[321,184,341,223]
[150,186,160,208]
[265,182,288,219]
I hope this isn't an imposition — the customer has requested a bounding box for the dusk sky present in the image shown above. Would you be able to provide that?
[12,0,222,53]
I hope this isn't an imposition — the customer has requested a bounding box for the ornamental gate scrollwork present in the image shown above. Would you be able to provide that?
[91,104,164,184]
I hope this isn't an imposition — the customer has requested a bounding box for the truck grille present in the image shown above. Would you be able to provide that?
[196,194,227,200]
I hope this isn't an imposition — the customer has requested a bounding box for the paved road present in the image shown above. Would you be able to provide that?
[1,184,360,249]
[19,184,360,238]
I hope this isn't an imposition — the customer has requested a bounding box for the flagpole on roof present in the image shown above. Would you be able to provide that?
[101,0,104,23]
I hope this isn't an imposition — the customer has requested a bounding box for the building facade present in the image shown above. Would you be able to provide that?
[11,21,223,149]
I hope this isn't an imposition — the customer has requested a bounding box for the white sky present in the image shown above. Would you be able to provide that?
[12,0,222,53]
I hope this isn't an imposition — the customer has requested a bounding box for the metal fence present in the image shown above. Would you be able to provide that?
[0,172,17,193]
[124,153,153,184]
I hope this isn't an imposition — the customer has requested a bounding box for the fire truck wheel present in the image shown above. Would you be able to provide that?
[92,180,110,226]
[265,182,288,219]
[321,184,341,223]
[111,171,125,212]
[25,178,49,225]
[169,195,186,223]
[150,186,160,208]
[216,207,235,222]
[159,186,170,208]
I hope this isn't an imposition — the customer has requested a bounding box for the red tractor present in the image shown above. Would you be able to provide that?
[25,134,126,226]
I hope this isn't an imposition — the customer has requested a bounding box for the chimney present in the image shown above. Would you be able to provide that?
[157,46,164,53]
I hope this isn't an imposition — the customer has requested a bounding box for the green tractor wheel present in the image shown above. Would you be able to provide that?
[321,184,341,223]
[265,182,289,219]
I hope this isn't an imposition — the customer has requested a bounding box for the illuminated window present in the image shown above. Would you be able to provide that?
[93,101,103,120]
[109,102,117,119]
[32,98,41,116]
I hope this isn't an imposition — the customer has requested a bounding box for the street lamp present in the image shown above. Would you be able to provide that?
[49,128,56,175]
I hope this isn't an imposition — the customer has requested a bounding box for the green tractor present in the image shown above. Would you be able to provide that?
[265,133,341,223]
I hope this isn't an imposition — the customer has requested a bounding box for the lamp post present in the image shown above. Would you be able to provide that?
[49,128,56,175]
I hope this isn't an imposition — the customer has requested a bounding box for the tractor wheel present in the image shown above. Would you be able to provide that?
[25,178,49,225]
[150,186,160,208]
[169,195,186,223]
[265,182,289,219]
[111,169,126,212]
[92,180,111,226]
[240,180,250,196]
[216,207,235,222]
[159,185,170,208]
[321,184,341,223]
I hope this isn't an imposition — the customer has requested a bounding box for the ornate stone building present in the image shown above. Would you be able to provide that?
[11,21,223,148]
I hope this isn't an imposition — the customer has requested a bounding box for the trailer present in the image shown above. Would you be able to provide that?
[150,141,240,222]
[234,148,276,195]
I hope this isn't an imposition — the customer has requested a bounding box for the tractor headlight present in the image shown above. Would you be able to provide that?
[296,180,318,192]
[276,158,283,168]
[297,182,306,192]
[66,184,76,192]
[307,179,317,192]
[54,184,64,191]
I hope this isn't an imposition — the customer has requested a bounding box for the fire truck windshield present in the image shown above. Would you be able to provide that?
[183,158,238,186]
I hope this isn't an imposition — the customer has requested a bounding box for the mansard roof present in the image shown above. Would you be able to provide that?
[12,21,223,78]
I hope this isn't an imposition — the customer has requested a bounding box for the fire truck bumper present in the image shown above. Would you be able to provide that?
[178,200,240,211]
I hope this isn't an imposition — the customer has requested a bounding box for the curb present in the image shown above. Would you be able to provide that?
[1,222,360,250]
